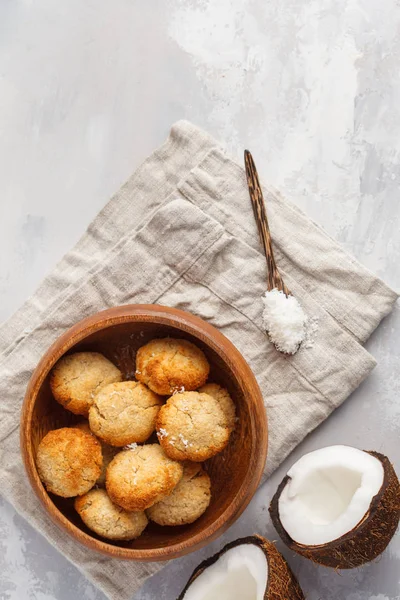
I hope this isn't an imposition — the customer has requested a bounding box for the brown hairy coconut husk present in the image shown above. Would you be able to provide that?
[177,534,305,600]
[270,451,400,568]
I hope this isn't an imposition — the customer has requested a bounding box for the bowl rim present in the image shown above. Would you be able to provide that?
[20,304,268,561]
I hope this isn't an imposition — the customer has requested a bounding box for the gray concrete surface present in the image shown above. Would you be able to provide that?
[0,0,399,598]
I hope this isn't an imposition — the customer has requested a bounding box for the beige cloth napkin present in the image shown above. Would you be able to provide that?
[0,121,397,600]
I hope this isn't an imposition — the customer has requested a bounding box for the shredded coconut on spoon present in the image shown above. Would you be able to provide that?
[244,151,309,355]
[262,289,307,355]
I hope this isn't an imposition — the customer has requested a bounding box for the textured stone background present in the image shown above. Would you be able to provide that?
[0,0,399,598]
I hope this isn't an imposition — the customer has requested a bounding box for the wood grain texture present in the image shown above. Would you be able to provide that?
[20,305,268,561]
[244,150,290,296]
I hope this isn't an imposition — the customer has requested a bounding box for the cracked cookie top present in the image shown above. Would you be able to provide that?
[88,381,163,447]
[156,391,231,462]
[135,338,210,396]
[75,488,148,540]
[106,444,183,511]
[147,462,211,526]
[50,351,122,417]
[36,427,103,497]
[198,383,237,432]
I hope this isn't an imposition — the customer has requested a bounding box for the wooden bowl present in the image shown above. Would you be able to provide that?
[21,305,268,561]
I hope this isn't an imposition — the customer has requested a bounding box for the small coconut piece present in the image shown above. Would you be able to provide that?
[269,445,400,568]
[178,535,304,600]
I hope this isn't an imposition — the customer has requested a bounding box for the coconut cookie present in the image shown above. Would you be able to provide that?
[36,427,102,497]
[50,352,122,416]
[106,444,183,511]
[75,421,119,486]
[135,338,210,395]
[147,462,211,526]
[88,381,163,447]
[156,391,230,462]
[198,383,236,432]
[75,488,148,541]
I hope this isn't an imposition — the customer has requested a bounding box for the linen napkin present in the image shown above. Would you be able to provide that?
[0,121,397,600]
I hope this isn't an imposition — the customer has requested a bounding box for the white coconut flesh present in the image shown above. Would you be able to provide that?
[182,544,268,600]
[278,445,385,546]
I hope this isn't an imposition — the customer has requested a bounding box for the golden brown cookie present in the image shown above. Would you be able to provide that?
[106,444,183,511]
[135,338,209,395]
[75,421,119,486]
[198,383,236,431]
[50,352,122,417]
[147,462,211,526]
[156,391,230,462]
[88,381,163,447]
[75,488,148,541]
[36,427,102,497]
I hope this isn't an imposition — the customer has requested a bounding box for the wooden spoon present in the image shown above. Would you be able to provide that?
[244,150,290,297]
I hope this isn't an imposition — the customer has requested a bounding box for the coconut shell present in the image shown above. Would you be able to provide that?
[269,451,400,568]
[177,534,304,600]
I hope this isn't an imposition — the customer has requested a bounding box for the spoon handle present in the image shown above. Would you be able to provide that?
[244,150,290,296]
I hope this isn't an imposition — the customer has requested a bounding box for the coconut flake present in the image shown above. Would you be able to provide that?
[172,386,186,395]
[178,433,189,448]
[262,289,307,355]
[124,442,138,450]
[157,428,169,440]
[303,316,319,349]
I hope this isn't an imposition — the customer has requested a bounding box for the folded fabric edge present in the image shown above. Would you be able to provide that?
[260,178,400,343]
[0,120,218,363]
[0,196,225,442]
[233,153,400,341]
[176,140,399,344]
[262,352,377,482]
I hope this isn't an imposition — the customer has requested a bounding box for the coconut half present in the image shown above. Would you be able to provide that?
[178,535,304,600]
[270,445,400,568]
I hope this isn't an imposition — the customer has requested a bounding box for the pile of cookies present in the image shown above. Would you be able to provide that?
[36,338,236,541]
